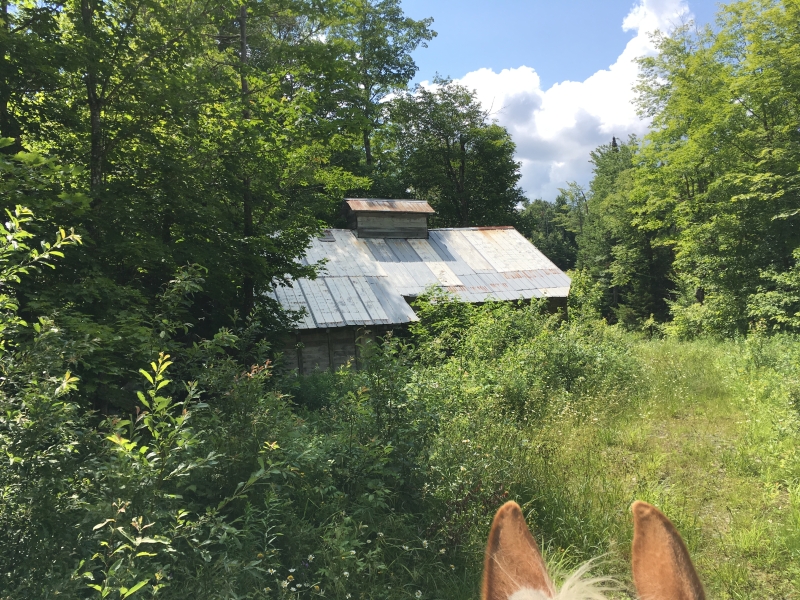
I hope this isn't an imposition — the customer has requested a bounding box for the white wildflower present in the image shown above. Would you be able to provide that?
[289,568,296,573]
[343,571,349,578]
[402,545,409,551]
[281,581,289,589]
[416,591,422,598]
[422,540,428,548]
[308,554,315,562]
[267,568,276,574]
[349,550,355,555]
[439,549,445,554]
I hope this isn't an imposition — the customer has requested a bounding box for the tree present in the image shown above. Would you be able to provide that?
[330,0,435,166]
[518,198,577,271]
[3,0,367,404]
[634,0,800,335]
[389,79,525,227]
[0,0,66,149]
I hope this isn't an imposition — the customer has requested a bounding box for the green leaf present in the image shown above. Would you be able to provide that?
[121,580,149,598]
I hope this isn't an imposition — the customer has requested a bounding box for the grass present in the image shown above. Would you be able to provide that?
[551,338,800,598]
[433,336,800,599]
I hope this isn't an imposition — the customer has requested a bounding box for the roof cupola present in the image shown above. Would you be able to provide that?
[343,198,435,239]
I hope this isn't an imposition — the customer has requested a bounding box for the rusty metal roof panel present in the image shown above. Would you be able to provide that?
[344,198,436,214]
[271,284,317,329]
[431,229,495,272]
[383,239,441,290]
[271,226,570,329]
[325,277,371,325]
[426,232,477,278]
[348,276,390,324]
[298,278,345,328]
[366,276,419,324]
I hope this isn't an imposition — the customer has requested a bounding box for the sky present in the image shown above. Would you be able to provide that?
[399,0,728,201]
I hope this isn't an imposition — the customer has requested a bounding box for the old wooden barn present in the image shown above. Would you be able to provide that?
[271,199,571,372]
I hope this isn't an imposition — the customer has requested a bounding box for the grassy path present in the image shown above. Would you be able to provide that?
[595,340,800,598]
[499,339,800,599]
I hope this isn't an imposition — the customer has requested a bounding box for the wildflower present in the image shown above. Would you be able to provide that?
[289,568,296,573]
[349,550,355,555]
[450,565,455,570]
[367,539,372,543]
[343,571,349,578]
[288,575,295,581]
[402,545,409,551]
[378,532,384,537]
[416,591,422,598]
[308,554,315,562]
[257,553,264,559]
[422,540,428,548]
[314,586,320,592]
[265,588,272,593]
[439,549,445,554]
[281,581,289,589]
[291,587,296,592]
[267,569,276,575]
[459,466,466,472]
[346,595,351,599]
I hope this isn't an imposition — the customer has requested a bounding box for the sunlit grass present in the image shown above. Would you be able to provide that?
[431,336,800,598]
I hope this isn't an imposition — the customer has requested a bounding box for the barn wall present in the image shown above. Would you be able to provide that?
[281,327,383,374]
[279,296,567,374]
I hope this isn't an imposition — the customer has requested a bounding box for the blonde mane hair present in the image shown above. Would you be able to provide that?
[482,501,705,600]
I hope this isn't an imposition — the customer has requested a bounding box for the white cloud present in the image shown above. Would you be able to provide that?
[440,0,693,200]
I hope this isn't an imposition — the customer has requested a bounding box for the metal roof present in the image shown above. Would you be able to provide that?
[269,227,571,330]
[344,198,436,214]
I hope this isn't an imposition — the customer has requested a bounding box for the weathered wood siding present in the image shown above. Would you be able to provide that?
[355,214,428,239]
[281,327,380,373]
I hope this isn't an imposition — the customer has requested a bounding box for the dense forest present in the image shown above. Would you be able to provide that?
[520,0,800,334]
[1,0,799,598]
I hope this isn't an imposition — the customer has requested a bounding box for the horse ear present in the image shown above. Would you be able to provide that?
[631,501,705,600]
[482,501,556,600]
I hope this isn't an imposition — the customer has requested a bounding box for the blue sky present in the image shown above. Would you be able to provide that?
[398,0,729,200]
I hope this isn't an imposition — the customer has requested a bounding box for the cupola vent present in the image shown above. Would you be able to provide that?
[343,198,435,239]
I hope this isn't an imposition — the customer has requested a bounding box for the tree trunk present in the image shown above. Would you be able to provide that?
[459,136,468,226]
[363,128,373,166]
[161,209,173,244]
[0,0,20,151]
[239,3,255,317]
[239,4,250,120]
[81,0,103,193]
